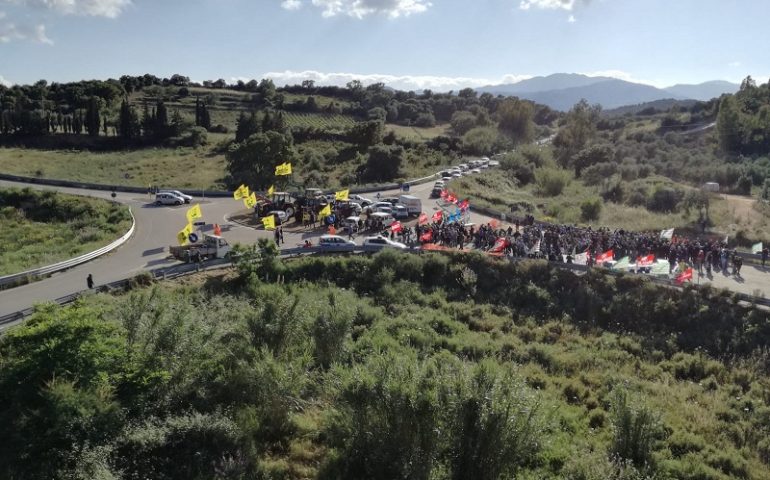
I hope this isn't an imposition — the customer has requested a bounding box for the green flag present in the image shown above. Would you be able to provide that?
[612,256,631,271]
[752,242,763,254]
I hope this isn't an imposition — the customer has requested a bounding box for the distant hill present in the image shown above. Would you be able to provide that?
[477,73,738,111]
[603,99,699,117]
[663,81,738,101]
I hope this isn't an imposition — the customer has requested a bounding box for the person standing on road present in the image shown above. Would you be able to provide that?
[279,227,285,245]
[762,247,769,268]
[87,274,94,289]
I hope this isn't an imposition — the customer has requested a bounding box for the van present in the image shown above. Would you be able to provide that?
[155,192,185,206]
[370,211,395,227]
[398,195,422,216]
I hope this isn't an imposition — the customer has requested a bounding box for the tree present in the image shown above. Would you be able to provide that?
[451,111,477,136]
[235,111,260,142]
[348,120,383,148]
[118,99,140,140]
[553,99,600,168]
[85,96,100,137]
[226,130,296,189]
[496,98,534,144]
[571,144,614,178]
[361,144,404,182]
[717,96,743,153]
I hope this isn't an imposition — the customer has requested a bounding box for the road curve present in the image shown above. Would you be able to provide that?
[2,173,769,318]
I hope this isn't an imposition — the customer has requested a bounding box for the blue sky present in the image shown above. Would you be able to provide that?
[1,0,768,90]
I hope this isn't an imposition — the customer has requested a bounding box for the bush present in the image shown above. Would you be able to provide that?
[647,186,683,213]
[535,168,571,196]
[610,389,664,471]
[580,198,602,222]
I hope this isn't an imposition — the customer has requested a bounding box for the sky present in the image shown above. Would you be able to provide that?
[1,0,769,90]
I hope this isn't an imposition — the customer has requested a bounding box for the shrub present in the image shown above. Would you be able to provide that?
[580,198,602,222]
[609,389,664,471]
[647,186,683,213]
[535,168,571,196]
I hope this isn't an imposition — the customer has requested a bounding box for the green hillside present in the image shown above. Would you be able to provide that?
[1,250,768,479]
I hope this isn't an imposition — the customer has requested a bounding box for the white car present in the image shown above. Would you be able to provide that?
[370,201,394,214]
[318,235,356,251]
[471,168,481,174]
[392,205,409,219]
[441,176,453,183]
[160,190,193,203]
[452,172,462,178]
[363,236,407,250]
[488,160,500,167]
[155,192,185,206]
[434,181,445,188]
[266,210,288,223]
[350,194,372,204]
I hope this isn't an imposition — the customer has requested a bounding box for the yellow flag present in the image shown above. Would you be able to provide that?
[318,203,331,218]
[335,189,349,201]
[267,185,275,196]
[262,215,276,231]
[233,184,248,200]
[275,162,292,176]
[177,223,193,245]
[243,192,258,209]
[185,204,202,223]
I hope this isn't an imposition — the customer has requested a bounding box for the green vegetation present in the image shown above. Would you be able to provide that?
[0,187,132,276]
[2,249,769,479]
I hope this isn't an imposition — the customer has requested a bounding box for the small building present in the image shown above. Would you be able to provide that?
[702,182,720,192]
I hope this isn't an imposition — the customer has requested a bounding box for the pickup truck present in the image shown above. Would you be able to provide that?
[169,234,231,263]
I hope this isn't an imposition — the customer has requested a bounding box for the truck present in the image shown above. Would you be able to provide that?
[398,195,422,216]
[169,234,231,263]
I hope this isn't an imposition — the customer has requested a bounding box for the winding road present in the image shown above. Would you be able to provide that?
[2,173,769,321]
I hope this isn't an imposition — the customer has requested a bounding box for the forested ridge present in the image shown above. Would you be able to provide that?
[1,248,769,479]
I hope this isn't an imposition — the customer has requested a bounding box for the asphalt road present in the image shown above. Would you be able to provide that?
[2,172,769,319]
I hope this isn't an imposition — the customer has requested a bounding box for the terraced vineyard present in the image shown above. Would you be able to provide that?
[283,112,357,130]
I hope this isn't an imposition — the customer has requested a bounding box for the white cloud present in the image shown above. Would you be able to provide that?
[0,74,11,86]
[728,61,741,68]
[281,0,302,10]
[1,0,131,17]
[520,0,580,11]
[0,20,52,43]
[260,69,534,91]
[567,14,575,22]
[284,0,432,19]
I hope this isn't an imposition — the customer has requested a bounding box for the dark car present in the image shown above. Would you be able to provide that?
[430,187,443,199]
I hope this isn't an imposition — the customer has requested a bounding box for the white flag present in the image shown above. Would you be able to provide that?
[660,228,674,240]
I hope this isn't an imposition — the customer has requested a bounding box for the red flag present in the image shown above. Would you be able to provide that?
[489,238,509,254]
[420,230,433,242]
[676,267,694,284]
[457,199,469,211]
[596,250,614,263]
[637,254,655,266]
[418,212,429,225]
[490,219,500,229]
[390,221,403,233]
[440,189,448,200]
[432,211,443,223]
[446,193,457,204]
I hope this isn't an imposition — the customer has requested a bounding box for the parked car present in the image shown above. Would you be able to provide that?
[350,194,372,204]
[155,192,185,206]
[442,176,453,183]
[318,235,356,251]
[488,160,500,167]
[343,216,360,233]
[160,190,193,203]
[458,163,469,171]
[392,204,409,219]
[266,210,288,223]
[369,201,394,214]
[471,168,481,174]
[451,172,462,178]
[362,236,407,250]
[430,187,443,198]
[434,181,445,188]
[369,211,396,227]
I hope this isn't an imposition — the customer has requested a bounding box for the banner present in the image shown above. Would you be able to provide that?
[595,250,614,263]
[185,204,202,223]
[335,189,349,201]
[420,230,433,242]
[660,228,675,240]
[243,192,258,209]
[637,254,655,266]
[676,267,694,284]
[262,215,276,231]
[490,238,509,254]
[233,184,249,200]
[275,162,292,176]
[752,242,763,254]
[318,204,332,218]
[573,252,589,265]
[418,212,429,225]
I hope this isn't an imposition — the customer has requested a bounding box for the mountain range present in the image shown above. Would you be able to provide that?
[476,74,739,111]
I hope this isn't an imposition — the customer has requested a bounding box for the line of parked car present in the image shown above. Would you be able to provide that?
[154,190,194,205]
[431,157,500,198]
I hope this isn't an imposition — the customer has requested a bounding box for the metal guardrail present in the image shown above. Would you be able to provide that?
[0,207,136,288]
[2,245,769,330]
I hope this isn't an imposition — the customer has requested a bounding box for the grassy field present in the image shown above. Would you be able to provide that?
[0,188,132,276]
[0,145,228,190]
[385,123,450,141]
[284,112,356,130]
